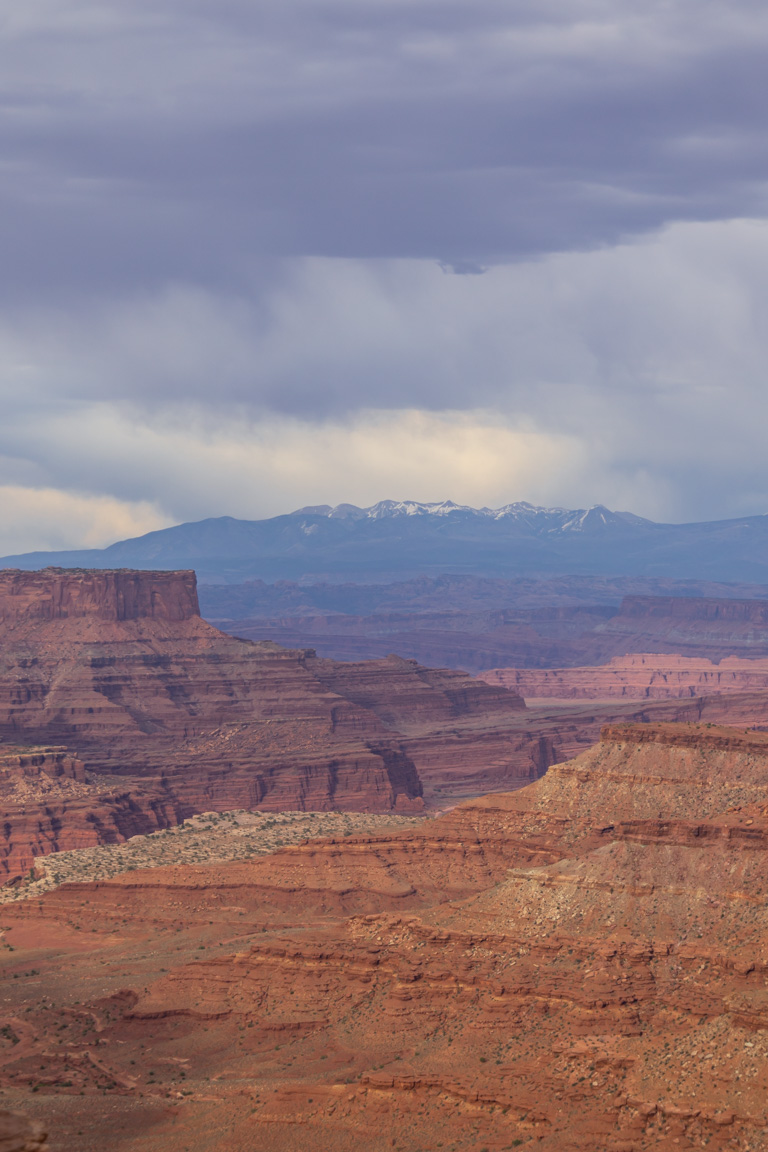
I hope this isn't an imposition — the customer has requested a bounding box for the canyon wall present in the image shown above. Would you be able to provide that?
[0,568,545,880]
[0,567,199,625]
[479,653,768,699]
[4,723,768,1151]
[0,745,183,882]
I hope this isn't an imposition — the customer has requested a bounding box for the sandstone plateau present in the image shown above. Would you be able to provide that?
[0,567,557,880]
[479,653,768,700]
[2,723,768,1150]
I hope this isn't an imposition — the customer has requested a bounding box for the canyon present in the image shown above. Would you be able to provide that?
[0,567,557,880]
[207,584,768,672]
[3,568,768,1149]
[2,722,768,1150]
[5,569,768,883]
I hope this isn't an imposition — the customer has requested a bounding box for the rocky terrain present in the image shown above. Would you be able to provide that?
[0,746,184,882]
[480,653,768,700]
[0,1109,47,1151]
[0,809,425,905]
[7,568,768,886]
[1,722,768,1150]
[0,567,559,880]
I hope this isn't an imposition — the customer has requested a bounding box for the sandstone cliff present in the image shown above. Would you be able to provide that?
[479,652,768,699]
[0,569,542,880]
[0,745,184,881]
[4,723,768,1151]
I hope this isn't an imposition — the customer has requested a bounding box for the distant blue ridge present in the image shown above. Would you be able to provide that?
[1,502,767,584]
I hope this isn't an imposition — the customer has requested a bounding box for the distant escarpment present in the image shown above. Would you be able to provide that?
[479,653,768,699]
[6,722,768,1151]
[215,587,768,672]
[0,568,541,879]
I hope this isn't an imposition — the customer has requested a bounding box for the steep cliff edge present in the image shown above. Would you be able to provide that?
[0,569,425,874]
[0,745,184,880]
[0,566,200,626]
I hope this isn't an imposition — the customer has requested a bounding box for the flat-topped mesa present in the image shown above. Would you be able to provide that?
[0,567,200,626]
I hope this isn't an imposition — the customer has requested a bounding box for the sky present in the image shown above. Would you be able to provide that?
[2,0,768,553]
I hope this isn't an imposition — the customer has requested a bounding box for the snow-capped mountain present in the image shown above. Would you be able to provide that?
[292,500,653,534]
[0,501,766,584]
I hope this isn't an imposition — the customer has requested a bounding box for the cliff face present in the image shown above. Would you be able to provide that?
[4,723,768,1151]
[595,594,768,659]
[479,653,768,699]
[0,567,199,625]
[0,745,190,881]
[0,570,426,872]
[307,653,525,729]
[0,569,540,879]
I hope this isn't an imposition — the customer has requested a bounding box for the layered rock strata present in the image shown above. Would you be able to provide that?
[479,653,768,699]
[0,568,543,878]
[0,746,182,881]
[3,723,768,1150]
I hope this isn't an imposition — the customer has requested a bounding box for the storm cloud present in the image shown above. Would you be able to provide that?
[2,0,768,549]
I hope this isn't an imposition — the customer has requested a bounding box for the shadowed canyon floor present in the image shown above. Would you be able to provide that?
[2,723,768,1151]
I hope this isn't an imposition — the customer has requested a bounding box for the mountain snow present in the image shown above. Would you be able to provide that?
[291,500,652,533]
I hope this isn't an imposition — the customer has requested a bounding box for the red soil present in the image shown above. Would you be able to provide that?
[2,723,768,1151]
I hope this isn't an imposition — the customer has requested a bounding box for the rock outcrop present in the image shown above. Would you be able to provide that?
[0,745,183,881]
[479,652,768,699]
[0,569,546,879]
[4,723,768,1150]
[0,566,199,626]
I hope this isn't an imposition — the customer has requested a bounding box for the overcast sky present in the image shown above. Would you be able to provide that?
[2,0,768,552]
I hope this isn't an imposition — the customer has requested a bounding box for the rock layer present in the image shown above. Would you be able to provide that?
[0,569,546,878]
[479,652,768,699]
[3,723,768,1150]
[0,745,184,881]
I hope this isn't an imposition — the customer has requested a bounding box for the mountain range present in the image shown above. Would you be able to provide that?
[1,499,768,583]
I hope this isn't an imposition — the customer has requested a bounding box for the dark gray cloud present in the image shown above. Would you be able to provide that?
[2,0,768,549]
[2,0,768,295]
